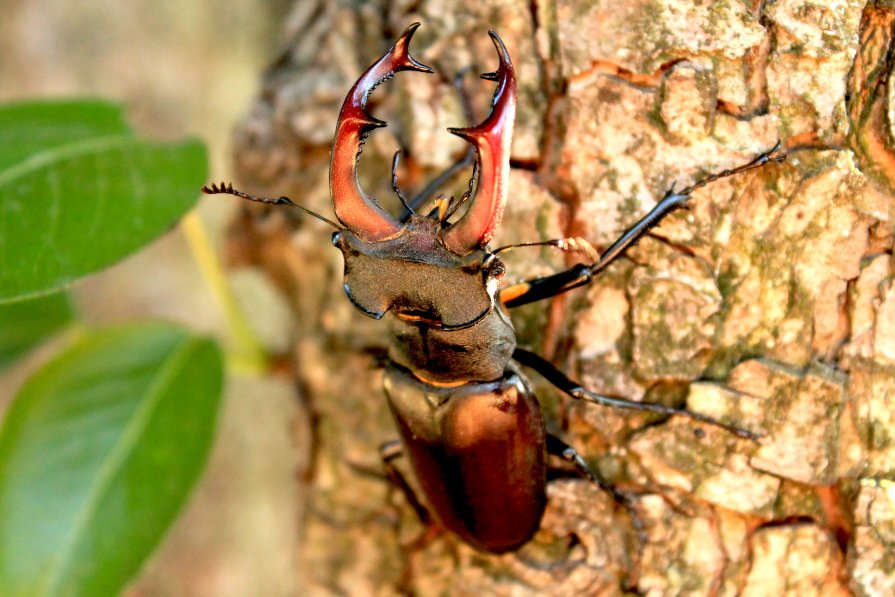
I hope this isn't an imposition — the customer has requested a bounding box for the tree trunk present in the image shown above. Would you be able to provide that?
[227,1,895,594]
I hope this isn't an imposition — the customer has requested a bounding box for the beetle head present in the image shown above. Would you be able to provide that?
[332,217,506,330]
[330,24,516,328]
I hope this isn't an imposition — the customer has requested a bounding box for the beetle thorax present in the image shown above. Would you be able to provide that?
[333,215,516,384]
[332,215,505,329]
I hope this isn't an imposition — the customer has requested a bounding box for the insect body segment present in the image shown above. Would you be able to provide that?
[204,23,781,558]
[384,364,546,553]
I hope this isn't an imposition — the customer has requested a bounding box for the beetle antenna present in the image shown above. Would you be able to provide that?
[391,151,416,215]
[202,182,342,229]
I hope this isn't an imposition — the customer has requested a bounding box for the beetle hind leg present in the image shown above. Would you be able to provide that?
[547,434,645,586]
[379,439,433,528]
[547,435,643,530]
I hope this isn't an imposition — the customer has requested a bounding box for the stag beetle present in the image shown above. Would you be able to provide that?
[205,23,783,554]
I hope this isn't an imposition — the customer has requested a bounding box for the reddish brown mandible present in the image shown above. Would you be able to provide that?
[329,23,517,254]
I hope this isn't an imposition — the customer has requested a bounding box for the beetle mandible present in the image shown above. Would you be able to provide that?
[204,23,783,554]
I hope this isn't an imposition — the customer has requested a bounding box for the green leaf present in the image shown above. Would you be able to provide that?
[0,100,208,303]
[0,323,224,597]
[0,291,75,371]
[0,100,131,169]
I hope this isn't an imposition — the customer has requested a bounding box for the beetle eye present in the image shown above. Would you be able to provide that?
[492,260,506,279]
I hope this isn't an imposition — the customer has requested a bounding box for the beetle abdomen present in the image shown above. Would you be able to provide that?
[383,364,547,553]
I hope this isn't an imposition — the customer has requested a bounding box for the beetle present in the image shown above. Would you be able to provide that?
[204,23,783,554]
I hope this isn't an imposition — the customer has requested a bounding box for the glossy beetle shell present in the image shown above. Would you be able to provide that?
[383,364,547,553]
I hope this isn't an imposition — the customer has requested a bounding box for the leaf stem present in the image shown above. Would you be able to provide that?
[181,210,268,375]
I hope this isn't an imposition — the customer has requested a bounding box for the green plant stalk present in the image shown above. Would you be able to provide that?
[181,210,269,375]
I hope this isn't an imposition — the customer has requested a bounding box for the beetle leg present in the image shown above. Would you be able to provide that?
[500,143,786,308]
[379,440,433,527]
[398,148,477,221]
[390,152,416,215]
[513,348,760,441]
[546,433,646,573]
[547,435,611,493]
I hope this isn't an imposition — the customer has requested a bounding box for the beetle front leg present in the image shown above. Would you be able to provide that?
[500,144,786,308]
[513,348,760,440]
[395,66,481,221]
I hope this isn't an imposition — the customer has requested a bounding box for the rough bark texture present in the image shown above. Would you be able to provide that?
[227,1,895,595]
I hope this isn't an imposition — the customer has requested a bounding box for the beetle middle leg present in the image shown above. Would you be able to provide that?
[514,348,759,440]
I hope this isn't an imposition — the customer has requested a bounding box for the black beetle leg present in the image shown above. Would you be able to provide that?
[547,434,644,528]
[500,144,786,308]
[398,148,476,221]
[390,152,416,215]
[379,440,433,527]
[500,188,694,307]
[513,348,760,441]
[546,433,646,579]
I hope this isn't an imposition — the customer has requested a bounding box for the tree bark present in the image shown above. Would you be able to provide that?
[228,1,895,594]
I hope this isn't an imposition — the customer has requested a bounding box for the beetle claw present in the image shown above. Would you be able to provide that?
[330,23,432,241]
[442,31,517,255]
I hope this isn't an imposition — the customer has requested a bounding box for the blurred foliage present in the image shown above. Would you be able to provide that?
[0,100,224,596]
[0,323,223,596]
[0,100,207,302]
[0,292,74,371]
